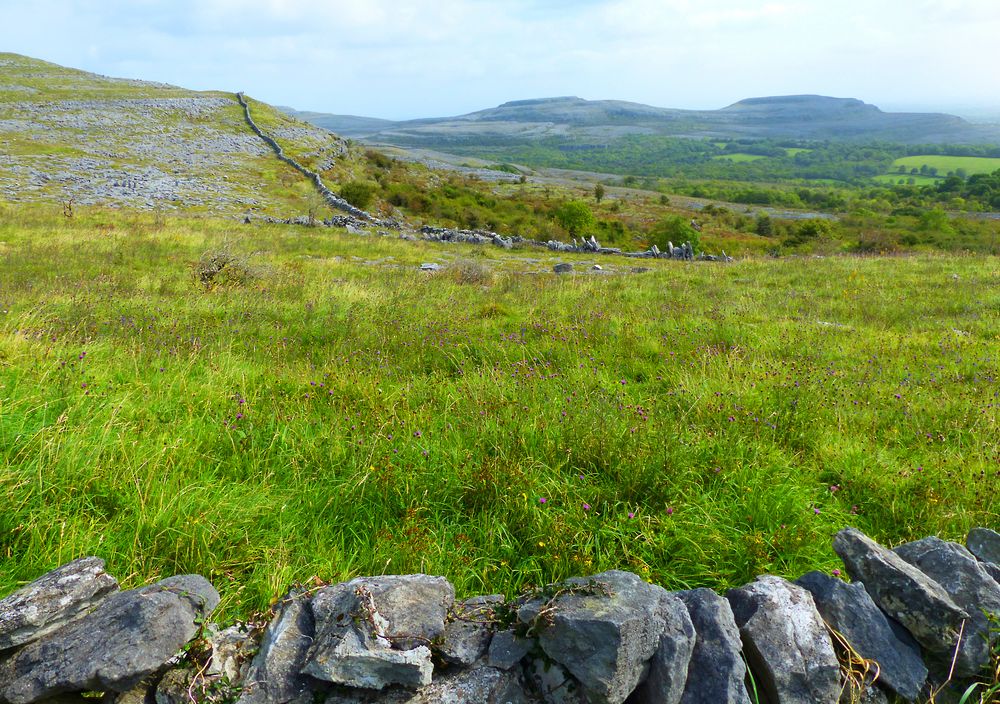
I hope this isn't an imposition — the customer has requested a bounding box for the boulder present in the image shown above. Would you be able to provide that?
[894,536,1000,677]
[553,263,574,274]
[726,575,841,704]
[0,575,219,704]
[240,591,316,704]
[795,571,926,701]
[967,528,1000,567]
[439,594,503,666]
[0,557,119,651]
[518,571,691,704]
[303,575,453,690]
[673,588,750,704]
[833,528,969,663]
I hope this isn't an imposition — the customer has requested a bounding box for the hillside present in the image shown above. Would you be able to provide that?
[288,94,1000,145]
[0,53,349,216]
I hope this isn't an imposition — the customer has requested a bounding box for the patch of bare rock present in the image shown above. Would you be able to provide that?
[2,527,999,704]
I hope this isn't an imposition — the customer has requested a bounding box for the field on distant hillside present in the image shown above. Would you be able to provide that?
[1,204,997,619]
[889,155,1000,176]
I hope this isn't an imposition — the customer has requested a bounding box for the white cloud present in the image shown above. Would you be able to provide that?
[0,0,998,117]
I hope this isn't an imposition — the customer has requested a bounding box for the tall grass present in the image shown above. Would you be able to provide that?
[1,205,997,620]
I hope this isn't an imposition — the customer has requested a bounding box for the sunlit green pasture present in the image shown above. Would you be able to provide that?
[890,155,1000,176]
[0,204,997,621]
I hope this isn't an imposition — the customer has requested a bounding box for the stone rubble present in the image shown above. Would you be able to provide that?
[3,527,1000,704]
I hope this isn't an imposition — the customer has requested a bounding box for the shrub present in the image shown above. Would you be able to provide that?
[339,181,377,210]
[647,215,700,253]
[554,201,596,237]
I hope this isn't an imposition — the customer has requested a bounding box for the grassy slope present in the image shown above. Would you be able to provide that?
[1,204,996,620]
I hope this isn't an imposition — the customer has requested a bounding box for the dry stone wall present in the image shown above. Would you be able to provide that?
[6,530,997,703]
[236,92,375,222]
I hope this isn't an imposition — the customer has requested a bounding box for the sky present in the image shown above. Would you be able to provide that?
[2,0,999,121]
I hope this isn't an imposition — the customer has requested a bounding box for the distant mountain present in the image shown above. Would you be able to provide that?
[285,94,1000,145]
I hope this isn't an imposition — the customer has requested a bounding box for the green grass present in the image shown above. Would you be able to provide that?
[1,204,997,622]
[889,155,1000,176]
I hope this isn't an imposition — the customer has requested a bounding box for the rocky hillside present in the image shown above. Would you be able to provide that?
[0,53,349,215]
[289,94,1000,145]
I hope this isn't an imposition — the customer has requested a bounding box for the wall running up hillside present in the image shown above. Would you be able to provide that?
[2,527,1000,703]
[236,92,374,222]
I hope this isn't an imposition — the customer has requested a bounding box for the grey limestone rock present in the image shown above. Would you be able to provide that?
[833,528,969,663]
[893,536,1000,677]
[795,571,926,701]
[306,626,433,690]
[0,557,119,651]
[440,594,503,666]
[0,575,219,704]
[553,263,574,274]
[206,623,256,684]
[673,588,750,704]
[967,528,1000,567]
[240,591,316,704]
[419,263,441,271]
[518,570,690,704]
[487,629,533,670]
[626,591,695,704]
[303,575,453,690]
[324,666,535,703]
[526,659,589,704]
[726,575,841,704]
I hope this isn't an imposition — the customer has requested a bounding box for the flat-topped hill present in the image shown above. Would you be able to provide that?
[289,93,1000,144]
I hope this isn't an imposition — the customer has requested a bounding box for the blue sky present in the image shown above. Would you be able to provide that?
[2,0,999,120]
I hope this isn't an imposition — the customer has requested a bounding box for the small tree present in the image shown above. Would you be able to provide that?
[594,183,606,204]
[554,201,596,237]
[755,213,774,237]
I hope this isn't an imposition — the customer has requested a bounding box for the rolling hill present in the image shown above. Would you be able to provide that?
[286,94,1000,146]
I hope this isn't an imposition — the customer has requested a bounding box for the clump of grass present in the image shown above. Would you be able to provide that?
[447,258,495,286]
[195,246,261,287]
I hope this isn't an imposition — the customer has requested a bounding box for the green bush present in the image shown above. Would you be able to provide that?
[339,181,377,210]
[554,201,596,237]
[647,215,700,253]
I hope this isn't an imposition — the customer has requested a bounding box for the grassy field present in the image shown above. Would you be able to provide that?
[1,204,998,622]
[889,155,1000,176]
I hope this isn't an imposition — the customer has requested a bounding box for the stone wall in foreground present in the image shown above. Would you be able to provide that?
[2,527,1000,704]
